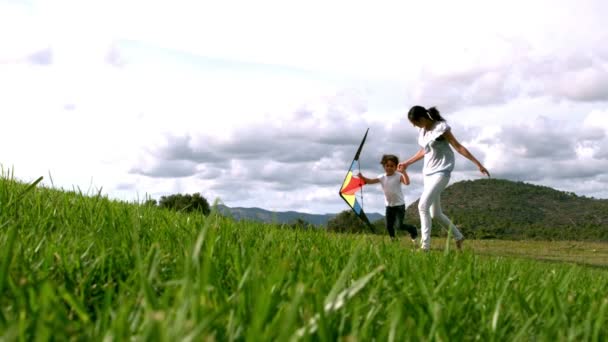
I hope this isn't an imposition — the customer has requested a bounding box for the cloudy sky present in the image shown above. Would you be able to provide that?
[2,0,608,215]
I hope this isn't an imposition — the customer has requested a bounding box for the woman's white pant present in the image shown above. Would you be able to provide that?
[419,173,463,250]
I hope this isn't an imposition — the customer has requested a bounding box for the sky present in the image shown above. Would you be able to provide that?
[2,0,608,215]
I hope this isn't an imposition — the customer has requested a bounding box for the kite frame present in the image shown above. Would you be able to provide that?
[339,128,375,232]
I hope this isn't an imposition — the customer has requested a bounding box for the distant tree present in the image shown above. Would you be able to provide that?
[327,210,368,233]
[159,192,211,215]
[372,218,385,233]
[289,218,314,230]
[144,199,158,207]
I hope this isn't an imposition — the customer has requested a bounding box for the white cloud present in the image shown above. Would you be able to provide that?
[584,109,608,131]
[2,0,608,215]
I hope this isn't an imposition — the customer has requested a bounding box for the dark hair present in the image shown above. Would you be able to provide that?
[380,154,399,166]
[408,106,445,123]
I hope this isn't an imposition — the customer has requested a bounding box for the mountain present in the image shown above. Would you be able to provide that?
[405,178,608,241]
[216,204,384,226]
[212,179,608,241]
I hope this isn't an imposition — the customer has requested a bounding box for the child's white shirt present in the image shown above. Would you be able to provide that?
[377,172,405,207]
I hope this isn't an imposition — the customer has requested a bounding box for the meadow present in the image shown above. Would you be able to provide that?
[1,174,607,341]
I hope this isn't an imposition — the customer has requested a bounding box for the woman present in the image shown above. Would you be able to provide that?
[398,106,490,251]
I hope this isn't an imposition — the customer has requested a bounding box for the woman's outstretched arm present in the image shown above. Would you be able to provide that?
[398,148,425,171]
[443,131,490,177]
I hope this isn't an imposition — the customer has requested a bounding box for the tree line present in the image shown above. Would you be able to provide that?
[146,177,608,242]
[146,193,211,216]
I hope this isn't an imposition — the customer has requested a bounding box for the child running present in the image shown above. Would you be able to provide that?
[359,154,418,242]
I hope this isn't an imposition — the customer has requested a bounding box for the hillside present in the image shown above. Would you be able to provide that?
[216,204,384,226]
[405,178,608,241]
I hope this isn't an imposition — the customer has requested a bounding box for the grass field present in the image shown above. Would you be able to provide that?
[468,239,608,269]
[1,174,607,340]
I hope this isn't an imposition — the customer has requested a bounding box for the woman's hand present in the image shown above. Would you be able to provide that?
[399,149,425,171]
[479,165,491,177]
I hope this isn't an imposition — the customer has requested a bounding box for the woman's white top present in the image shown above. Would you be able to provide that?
[418,121,455,176]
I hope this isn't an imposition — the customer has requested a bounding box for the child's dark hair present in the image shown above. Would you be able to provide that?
[380,154,399,166]
[408,105,445,123]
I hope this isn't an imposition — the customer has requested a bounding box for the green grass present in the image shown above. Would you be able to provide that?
[467,239,608,268]
[1,173,608,341]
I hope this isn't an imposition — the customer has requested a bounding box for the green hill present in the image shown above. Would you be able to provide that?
[216,204,384,226]
[406,178,608,241]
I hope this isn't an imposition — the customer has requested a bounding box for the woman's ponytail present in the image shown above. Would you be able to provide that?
[427,107,445,121]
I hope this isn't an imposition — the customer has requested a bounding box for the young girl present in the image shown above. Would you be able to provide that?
[398,106,490,251]
[359,154,418,242]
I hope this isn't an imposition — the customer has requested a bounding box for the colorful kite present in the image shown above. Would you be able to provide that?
[339,128,375,232]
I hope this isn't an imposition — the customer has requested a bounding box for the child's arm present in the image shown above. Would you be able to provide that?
[357,173,380,185]
[399,170,410,185]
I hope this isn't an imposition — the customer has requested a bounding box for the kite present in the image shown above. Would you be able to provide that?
[339,128,375,232]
